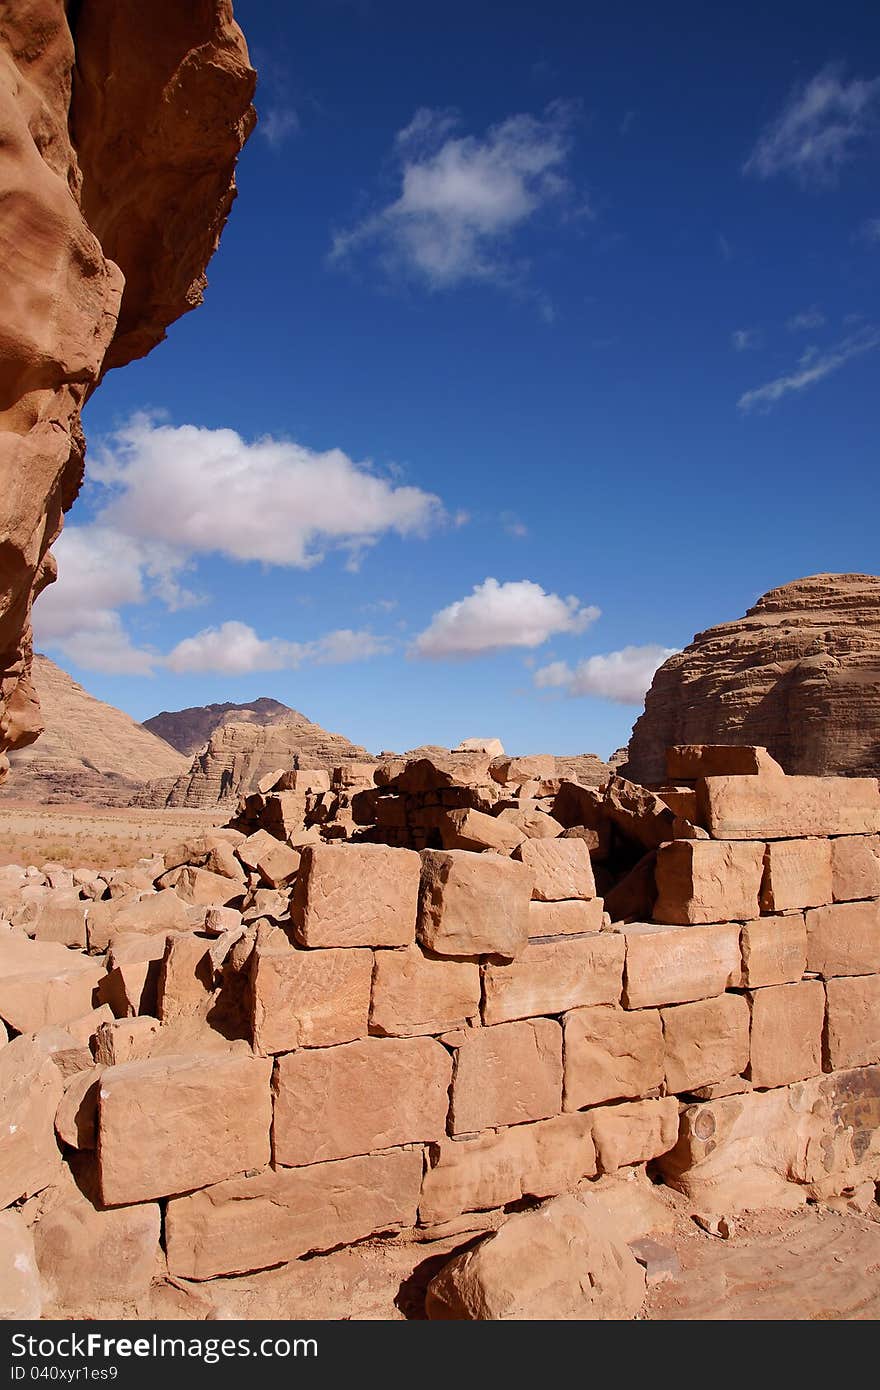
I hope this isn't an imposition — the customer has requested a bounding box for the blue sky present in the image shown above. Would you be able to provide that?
[36,0,880,757]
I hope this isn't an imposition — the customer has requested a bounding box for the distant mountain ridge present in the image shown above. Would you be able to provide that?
[1,655,188,804]
[143,697,296,756]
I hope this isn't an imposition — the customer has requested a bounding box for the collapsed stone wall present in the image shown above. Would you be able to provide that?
[1,745,879,1318]
[0,1,255,776]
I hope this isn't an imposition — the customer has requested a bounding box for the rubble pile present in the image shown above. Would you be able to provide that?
[0,745,878,1319]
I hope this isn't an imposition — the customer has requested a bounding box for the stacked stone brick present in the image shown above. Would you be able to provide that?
[1,745,879,1317]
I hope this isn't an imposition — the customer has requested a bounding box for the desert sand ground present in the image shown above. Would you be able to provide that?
[0,802,227,870]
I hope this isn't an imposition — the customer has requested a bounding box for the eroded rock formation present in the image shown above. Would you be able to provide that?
[159,718,374,809]
[144,698,296,758]
[625,574,880,784]
[0,0,255,779]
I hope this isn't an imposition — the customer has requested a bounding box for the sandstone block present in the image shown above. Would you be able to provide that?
[418,850,533,958]
[495,806,564,839]
[98,1052,272,1205]
[698,774,880,841]
[157,933,213,1024]
[292,843,420,947]
[236,829,283,873]
[528,898,605,937]
[273,1036,451,1165]
[419,1112,596,1224]
[167,865,242,908]
[33,902,87,948]
[33,1191,161,1313]
[624,922,741,1008]
[96,960,159,1019]
[439,807,524,854]
[805,900,880,977]
[513,837,595,901]
[831,834,880,902]
[481,934,624,1026]
[760,838,833,912]
[590,1096,680,1172]
[0,934,104,1034]
[748,981,824,1087]
[662,993,750,1093]
[448,1018,562,1133]
[0,1211,41,1320]
[0,1035,64,1208]
[491,754,556,784]
[563,1005,664,1110]
[654,839,764,925]
[666,745,782,779]
[86,890,189,952]
[825,975,880,1069]
[253,837,301,888]
[370,945,480,1037]
[93,1018,160,1066]
[425,1194,646,1321]
[250,944,372,1054]
[740,914,807,987]
[166,1149,422,1279]
[55,1066,102,1150]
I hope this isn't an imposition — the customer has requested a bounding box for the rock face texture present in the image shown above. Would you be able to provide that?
[159,717,373,809]
[1,655,186,803]
[0,1,255,781]
[144,698,295,757]
[625,575,880,784]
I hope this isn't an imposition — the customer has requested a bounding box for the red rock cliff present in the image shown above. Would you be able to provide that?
[625,574,880,783]
[0,0,255,778]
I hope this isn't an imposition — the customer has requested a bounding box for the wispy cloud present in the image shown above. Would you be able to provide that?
[330,101,582,298]
[619,110,637,136]
[731,328,761,352]
[258,106,300,149]
[534,644,678,704]
[787,307,826,331]
[500,511,528,538]
[743,64,880,186]
[737,325,880,412]
[412,578,599,659]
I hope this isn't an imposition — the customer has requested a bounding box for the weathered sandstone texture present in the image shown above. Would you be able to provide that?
[626,574,880,782]
[0,1,255,777]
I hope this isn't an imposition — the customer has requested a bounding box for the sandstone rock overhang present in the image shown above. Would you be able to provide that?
[0,0,255,779]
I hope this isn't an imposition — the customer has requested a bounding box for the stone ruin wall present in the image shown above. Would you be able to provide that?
[2,745,880,1315]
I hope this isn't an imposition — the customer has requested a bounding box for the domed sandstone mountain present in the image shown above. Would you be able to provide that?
[625,574,880,784]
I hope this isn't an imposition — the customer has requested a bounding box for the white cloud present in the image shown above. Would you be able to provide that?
[731,328,760,351]
[91,415,444,569]
[500,511,528,538]
[41,611,158,677]
[165,621,391,675]
[330,102,579,292]
[413,578,600,659]
[258,107,300,148]
[32,413,445,675]
[32,525,189,675]
[787,307,825,331]
[744,64,880,185]
[737,325,880,412]
[534,644,678,704]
